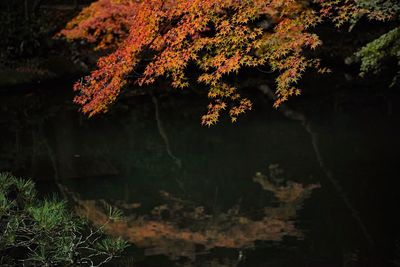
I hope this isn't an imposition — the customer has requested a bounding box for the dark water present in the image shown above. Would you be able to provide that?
[1,80,400,267]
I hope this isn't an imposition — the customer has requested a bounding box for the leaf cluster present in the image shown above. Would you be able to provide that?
[60,0,323,125]
[356,27,400,83]
[61,0,400,125]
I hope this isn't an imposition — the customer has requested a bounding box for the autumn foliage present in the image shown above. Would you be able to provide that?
[60,0,394,125]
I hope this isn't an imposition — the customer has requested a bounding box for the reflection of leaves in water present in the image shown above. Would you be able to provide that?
[253,164,320,220]
[253,164,320,203]
[61,164,319,263]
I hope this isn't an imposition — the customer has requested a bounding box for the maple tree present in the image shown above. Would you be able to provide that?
[60,0,397,125]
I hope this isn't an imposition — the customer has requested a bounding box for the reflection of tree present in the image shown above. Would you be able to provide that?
[59,167,319,264]
[254,164,320,220]
[152,94,182,169]
[258,84,374,246]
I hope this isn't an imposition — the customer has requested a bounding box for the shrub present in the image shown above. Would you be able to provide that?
[0,172,128,266]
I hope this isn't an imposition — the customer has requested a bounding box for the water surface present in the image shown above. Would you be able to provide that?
[1,80,399,266]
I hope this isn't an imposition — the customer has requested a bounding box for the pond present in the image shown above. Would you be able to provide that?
[1,78,400,267]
